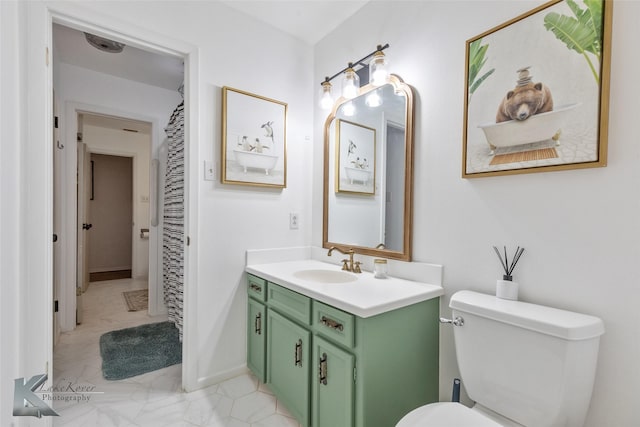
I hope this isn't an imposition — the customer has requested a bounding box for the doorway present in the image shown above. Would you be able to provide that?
[79,112,153,289]
[384,122,406,251]
[88,153,134,283]
[49,15,191,392]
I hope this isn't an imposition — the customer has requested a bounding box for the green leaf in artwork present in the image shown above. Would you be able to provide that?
[468,38,495,102]
[543,0,603,82]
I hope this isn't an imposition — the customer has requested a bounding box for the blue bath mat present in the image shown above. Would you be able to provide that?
[99,321,182,380]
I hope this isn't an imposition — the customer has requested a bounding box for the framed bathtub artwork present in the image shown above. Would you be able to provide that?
[335,119,376,195]
[221,86,287,187]
[462,0,612,178]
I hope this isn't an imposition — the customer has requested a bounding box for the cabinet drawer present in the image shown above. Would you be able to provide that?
[312,301,355,348]
[268,283,311,325]
[247,274,267,301]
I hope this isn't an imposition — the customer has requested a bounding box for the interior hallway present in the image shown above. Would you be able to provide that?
[53,278,300,427]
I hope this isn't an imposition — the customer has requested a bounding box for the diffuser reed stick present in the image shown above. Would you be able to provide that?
[493,246,525,281]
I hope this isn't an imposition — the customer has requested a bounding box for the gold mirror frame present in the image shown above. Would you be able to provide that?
[322,74,415,261]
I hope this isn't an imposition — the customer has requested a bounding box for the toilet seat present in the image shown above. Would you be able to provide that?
[396,402,504,427]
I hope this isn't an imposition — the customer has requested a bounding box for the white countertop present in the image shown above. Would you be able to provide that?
[246,259,443,318]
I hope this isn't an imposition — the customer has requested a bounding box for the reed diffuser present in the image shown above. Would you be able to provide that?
[493,246,525,300]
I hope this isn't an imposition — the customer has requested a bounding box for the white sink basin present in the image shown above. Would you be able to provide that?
[293,269,358,284]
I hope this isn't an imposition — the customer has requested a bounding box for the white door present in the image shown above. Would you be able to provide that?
[76,141,91,324]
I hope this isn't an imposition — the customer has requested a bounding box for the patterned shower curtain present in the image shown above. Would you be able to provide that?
[163,101,184,340]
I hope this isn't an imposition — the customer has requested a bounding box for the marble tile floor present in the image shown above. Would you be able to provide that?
[53,278,300,427]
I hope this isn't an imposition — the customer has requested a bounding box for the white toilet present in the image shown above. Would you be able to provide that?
[397,290,605,427]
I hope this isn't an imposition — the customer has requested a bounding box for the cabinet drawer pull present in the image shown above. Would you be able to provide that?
[321,316,344,332]
[294,339,303,367]
[250,283,262,293]
[319,353,328,385]
[255,313,262,335]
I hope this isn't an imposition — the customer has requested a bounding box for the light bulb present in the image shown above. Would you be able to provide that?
[319,80,334,110]
[369,50,389,86]
[342,101,355,117]
[341,66,360,99]
[365,91,382,107]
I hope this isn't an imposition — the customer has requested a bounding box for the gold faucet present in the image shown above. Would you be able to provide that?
[327,246,361,273]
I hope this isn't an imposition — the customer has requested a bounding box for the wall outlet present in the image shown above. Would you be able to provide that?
[204,160,214,181]
[289,213,299,230]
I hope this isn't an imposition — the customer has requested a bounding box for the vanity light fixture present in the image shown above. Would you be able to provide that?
[341,63,360,99]
[319,43,390,110]
[369,48,390,86]
[320,78,334,110]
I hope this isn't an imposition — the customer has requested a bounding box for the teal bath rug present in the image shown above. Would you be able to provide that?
[99,321,182,380]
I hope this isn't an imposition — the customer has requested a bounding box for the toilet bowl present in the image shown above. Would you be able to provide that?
[396,291,604,427]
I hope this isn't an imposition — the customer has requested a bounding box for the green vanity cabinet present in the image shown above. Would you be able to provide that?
[246,273,440,427]
[267,309,311,426]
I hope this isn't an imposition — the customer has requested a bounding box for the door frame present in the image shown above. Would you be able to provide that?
[29,2,200,404]
[76,140,91,325]
[62,105,146,330]
[65,107,157,326]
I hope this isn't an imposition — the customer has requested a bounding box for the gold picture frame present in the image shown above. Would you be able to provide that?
[221,87,287,187]
[335,119,376,195]
[462,0,612,178]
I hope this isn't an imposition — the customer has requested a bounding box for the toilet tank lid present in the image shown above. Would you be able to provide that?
[450,291,605,340]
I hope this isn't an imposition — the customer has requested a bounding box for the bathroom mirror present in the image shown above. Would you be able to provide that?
[323,74,414,261]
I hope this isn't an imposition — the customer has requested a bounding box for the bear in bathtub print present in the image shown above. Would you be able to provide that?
[464,0,608,176]
[495,67,553,123]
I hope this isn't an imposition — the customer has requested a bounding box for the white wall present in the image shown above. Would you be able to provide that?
[314,2,640,426]
[0,1,27,425]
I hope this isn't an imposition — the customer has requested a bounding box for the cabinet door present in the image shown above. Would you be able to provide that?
[313,336,355,427]
[267,310,310,426]
[247,298,266,382]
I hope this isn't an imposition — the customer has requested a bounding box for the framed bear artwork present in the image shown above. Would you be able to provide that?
[462,0,612,178]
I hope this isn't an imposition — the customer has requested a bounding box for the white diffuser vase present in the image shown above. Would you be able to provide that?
[493,246,525,301]
[496,278,519,300]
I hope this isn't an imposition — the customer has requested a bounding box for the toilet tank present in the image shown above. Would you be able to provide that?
[450,291,604,427]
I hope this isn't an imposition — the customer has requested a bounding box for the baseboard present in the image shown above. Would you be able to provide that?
[186,365,249,393]
[89,266,132,273]
[89,270,132,282]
